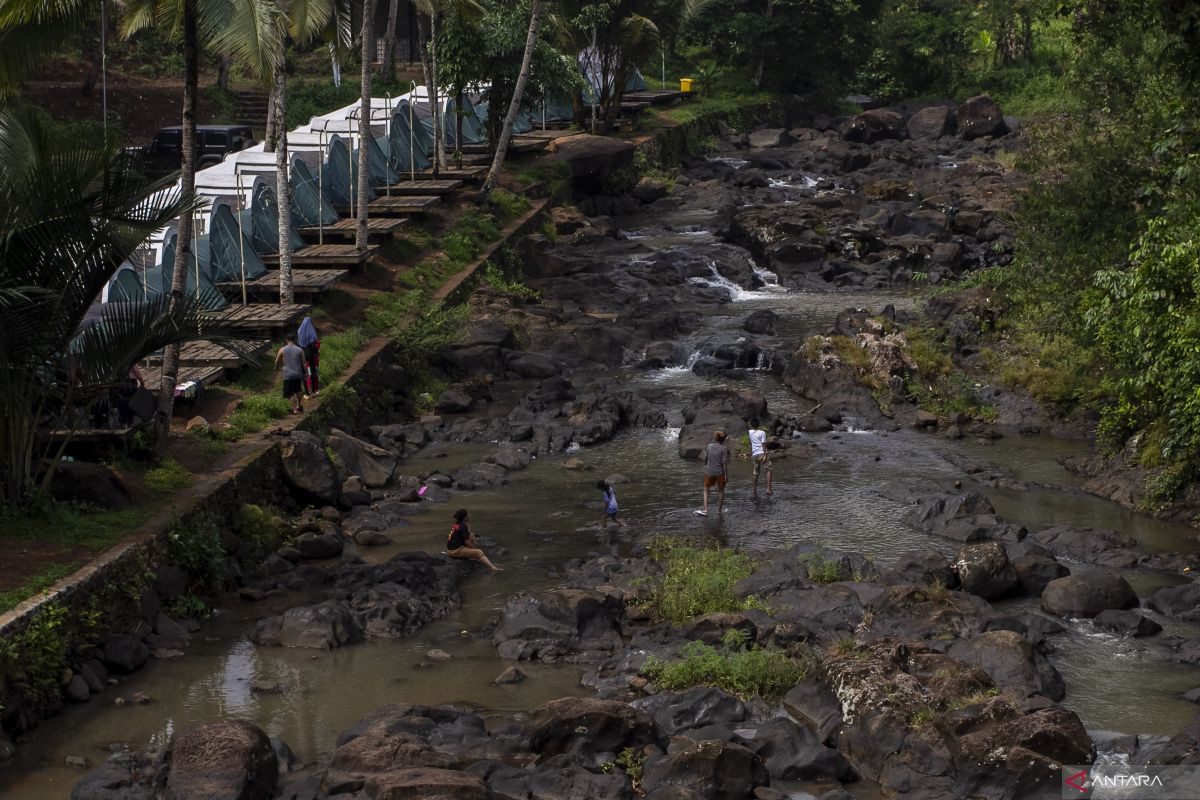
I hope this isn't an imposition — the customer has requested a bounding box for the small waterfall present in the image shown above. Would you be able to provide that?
[687,259,783,301]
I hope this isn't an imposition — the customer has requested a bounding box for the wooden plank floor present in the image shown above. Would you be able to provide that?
[516,129,578,141]
[141,363,226,392]
[297,217,407,240]
[378,179,463,196]
[334,195,441,217]
[204,303,310,332]
[262,243,377,267]
[624,89,686,105]
[397,167,486,181]
[510,137,550,153]
[218,268,347,297]
[144,339,270,368]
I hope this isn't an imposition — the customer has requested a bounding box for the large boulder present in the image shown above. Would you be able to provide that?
[742,309,778,335]
[954,542,1019,600]
[948,630,1065,701]
[678,388,767,459]
[493,589,624,660]
[841,109,907,143]
[252,600,364,650]
[744,717,853,781]
[783,679,844,745]
[525,698,665,763]
[364,767,493,800]
[1011,554,1069,595]
[280,430,339,505]
[1147,581,1200,622]
[956,95,1008,139]
[294,531,344,560]
[1093,609,1162,637]
[1041,571,1137,618]
[747,128,796,149]
[907,105,956,140]
[165,720,278,800]
[326,429,396,488]
[630,688,747,737]
[552,134,637,192]
[101,634,149,674]
[641,738,769,800]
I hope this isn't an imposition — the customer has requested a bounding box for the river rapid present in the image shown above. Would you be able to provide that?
[7,110,1200,800]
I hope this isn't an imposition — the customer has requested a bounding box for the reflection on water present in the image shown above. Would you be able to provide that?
[7,206,1200,799]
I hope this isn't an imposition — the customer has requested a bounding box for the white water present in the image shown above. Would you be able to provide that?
[687,259,784,301]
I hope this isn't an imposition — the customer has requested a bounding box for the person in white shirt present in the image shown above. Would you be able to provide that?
[748,418,772,496]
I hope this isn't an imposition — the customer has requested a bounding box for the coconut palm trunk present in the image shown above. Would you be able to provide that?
[356,0,375,251]
[155,0,199,451]
[429,9,445,177]
[274,62,295,303]
[481,0,542,199]
[382,0,399,82]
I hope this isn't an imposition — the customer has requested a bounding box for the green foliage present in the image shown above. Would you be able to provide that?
[486,188,532,223]
[857,0,974,101]
[0,561,80,615]
[165,511,227,595]
[319,327,368,383]
[0,603,72,713]
[143,457,192,493]
[224,393,292,440]
[482,263,541,301]
[645,538,763,625]
[0,502,149,550]
[642,639,813,701]
[615,747,645,790]
[802,554,843,585]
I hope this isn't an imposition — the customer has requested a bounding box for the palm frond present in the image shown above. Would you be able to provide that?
[0,0,96,93]
[207,0,286,83]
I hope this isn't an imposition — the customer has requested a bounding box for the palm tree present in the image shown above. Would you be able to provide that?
[263,0,352,302]
[122,0,281,452]
[381,0,399,83]
[0,107,248,505]
[480,0,543,199]
[412,0,482,176]
[356,0,376,252]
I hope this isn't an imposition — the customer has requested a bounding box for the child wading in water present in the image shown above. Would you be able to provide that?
[598,480,626,528]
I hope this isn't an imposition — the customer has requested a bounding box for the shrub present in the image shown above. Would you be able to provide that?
[143,458,192,493]
[645,539,762,625]
[642,639,813,701]
[224,393,292,439]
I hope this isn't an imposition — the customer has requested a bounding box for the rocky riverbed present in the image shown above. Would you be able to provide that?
[24,97,1200,800]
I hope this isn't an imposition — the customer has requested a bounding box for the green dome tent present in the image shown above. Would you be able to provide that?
[321,134,376,207]
[290,157,339,228]
[389,101,433,173]
[246,180,304,256]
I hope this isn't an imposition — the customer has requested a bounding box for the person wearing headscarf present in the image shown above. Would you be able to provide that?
[297,317,320,396]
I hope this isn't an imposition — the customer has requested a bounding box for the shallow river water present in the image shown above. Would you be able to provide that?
[5,215,1200,799]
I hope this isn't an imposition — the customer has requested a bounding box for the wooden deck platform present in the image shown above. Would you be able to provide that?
[262,243,378,267]
[334,195,441,217]
[144,339,270,369]
[516,129,578,142]
[218,268,347,299]
[625,89,686,105]
[297,217,407,240]
[380,179,463,196]
[204,303,310,335]
[141,363,227,393]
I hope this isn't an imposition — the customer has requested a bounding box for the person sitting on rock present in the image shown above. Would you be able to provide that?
[446,509,501,571]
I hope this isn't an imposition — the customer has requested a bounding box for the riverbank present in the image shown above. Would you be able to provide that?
[9,95,1200,800]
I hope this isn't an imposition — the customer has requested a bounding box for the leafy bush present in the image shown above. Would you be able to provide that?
[224,393,292,440]
[642,638,813,701]
[143,458,192,493]
[645,539,762,625]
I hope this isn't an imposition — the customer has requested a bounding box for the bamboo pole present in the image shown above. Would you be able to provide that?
[235,167,248,306]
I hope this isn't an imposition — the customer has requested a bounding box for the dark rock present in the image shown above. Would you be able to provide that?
[166,719,277,800]
[1093,609,1162,637]
[748,128,796,149]
[642,738,769,800]
[1042,571,1137,618]
[948,630,1065,701]
[907,105,956,140]
[842,109,906,143]
[633,177,670,202]
[495,667,526,685]
[49,461,132,509]
[525,698,665,763]
[1147,581,1200,622]
[957,95,1008,139]
[632,688,747,737]
[493,588,624,660]
[101,635,149,674]
[253,600,364,650]
[326,429,396,488]
[294,532,344,560]
[152,565,187,602]
[65,674,91,703]
[746,717,853,781]
[365,767,492,800]
[782,679,844,745]
[280,430,339,505]
[1011,555,1069,596]
[954,542,1019,600]
[742,309,778,335]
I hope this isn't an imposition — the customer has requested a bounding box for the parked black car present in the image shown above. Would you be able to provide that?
[133,125,257,175]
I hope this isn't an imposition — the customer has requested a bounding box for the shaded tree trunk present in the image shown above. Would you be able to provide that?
[264,91,278,152]
[382,0,399,83]
[357,0,376,251]
[274,63,295,304]
[481,0,542,199]
[429,11,445,177]
[155,0,198,452]
[217,54,231,89]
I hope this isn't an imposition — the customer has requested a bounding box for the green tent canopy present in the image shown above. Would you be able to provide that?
[207,203,267,284]
[444,95,488,147]
[290,157,340,228]
[358,133,400,187]
[113,234,227,310]
[322,134,376,207]
[389,101,433,173]
[247,180,304,256]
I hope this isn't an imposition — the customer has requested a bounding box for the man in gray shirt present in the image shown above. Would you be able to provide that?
[695,430,729,516]
[275,333,309,415]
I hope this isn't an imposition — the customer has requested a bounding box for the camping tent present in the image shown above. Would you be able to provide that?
[321,134,376,207]
[207,203,268,285]
[389,101,433,174]
[246,179,304,256]
[442,95,488,148]
[109,234,227,311]
[290,157,340,228]
[579,47,648,98]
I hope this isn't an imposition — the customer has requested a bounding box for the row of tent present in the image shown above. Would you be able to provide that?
[101,57,652,309]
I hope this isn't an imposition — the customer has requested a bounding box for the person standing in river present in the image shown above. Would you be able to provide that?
[598,479,626,528]
[696,430,730,516]
[274,333,309,415]
[748,418,772,496]
[446,509,502,571]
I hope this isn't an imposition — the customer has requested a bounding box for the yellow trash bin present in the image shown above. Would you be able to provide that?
[680,78,694,93]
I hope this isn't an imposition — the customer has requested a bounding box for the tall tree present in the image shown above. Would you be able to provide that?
[382,0,399,82]
[0,107,246,504]
[122,0,281,450]
[356,0,376,252]
[480,0,543,198]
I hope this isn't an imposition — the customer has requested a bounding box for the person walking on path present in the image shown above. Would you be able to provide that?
[445,509,502,571]
[748,418,772,496]
[274,333,309,415]
[696,430,730,516]
[598,479,626,528]
[297,317,321,397]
